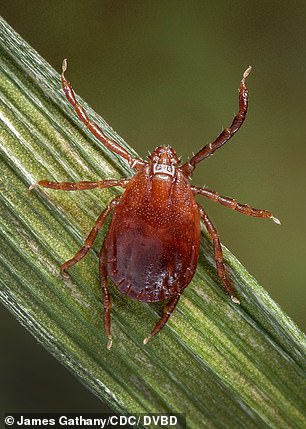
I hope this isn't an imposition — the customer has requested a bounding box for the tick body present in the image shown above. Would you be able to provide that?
[105,158,201,303]
[33,60,279,348]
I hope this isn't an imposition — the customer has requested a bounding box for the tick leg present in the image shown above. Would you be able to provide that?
[192,186,280,224]
[182,67,252,177]
[198,205,240,304]
[100,244,112,349]
[61,59,145,170]
[143,294,181,345]
[60,196,120,276]
[30,178,129,191]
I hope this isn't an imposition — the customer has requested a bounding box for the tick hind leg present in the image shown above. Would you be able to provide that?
[143,294,181,345]
[100,244,112,349]
[60,196,120,276]
[198,205,240,304]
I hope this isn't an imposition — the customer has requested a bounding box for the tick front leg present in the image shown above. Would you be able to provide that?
[143,294,181,345]
[198,205,240,304]
[61,59,144,170]
[100,244,112,349]
[182,67,252,176]
[30,178,129,191]
[60,196,120,276]
[192,186,280,224]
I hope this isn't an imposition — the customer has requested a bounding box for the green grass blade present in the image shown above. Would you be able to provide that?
[0,17,305,429]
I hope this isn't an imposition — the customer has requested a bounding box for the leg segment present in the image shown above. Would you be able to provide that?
[143,294,181,345]
[182,67,252,177]
[60,196,120,275]
[61,59,145,170]
[198,205,240,304]
[30,178,129,191]
[100,244,112,349]
[192,186,280,224]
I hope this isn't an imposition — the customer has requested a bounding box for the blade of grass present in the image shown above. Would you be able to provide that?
[0,17,305,429]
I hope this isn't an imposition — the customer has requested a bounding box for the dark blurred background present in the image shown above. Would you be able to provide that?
[1,0,305,414]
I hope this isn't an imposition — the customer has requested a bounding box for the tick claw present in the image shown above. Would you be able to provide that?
[62,58,68,74]
[107,336,113,350]
[231,295,240,305]
[143,335,152,345]
[243,66,252,80]
[271,216,281,225]
[60,268,69,279]
[29,184,37,190]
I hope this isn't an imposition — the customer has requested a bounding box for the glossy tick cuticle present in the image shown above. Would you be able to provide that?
[32,60,279,348]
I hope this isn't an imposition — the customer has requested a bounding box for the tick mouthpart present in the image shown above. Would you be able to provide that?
[153,163,175,177]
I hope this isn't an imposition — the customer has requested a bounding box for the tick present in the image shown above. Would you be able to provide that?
[32,60,280,349]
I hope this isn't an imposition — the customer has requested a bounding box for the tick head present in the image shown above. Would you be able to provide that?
[149,146,179,177]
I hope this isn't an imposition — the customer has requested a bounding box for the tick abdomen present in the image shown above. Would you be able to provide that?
[105,169,201,302]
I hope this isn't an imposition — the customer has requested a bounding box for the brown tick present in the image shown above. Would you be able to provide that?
[31,60,280,349]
